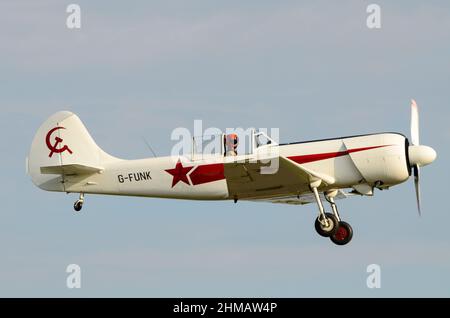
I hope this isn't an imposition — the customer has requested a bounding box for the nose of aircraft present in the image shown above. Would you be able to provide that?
[409,145,437,167]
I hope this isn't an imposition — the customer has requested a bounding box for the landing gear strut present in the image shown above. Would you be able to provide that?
[311,186,339,237]
[325,193,353,246]
[74,193,84,212]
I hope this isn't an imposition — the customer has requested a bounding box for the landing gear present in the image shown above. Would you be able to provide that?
[311,185,339,237]
[310,188,353,246]
[314,213,339,237]
[330,221,353,245]
[73,193,84,212]
[325,193,353,246]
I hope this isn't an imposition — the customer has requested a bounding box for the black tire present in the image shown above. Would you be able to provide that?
[330,221,353,245]
[74,201,83,212]
[314,213,339,237]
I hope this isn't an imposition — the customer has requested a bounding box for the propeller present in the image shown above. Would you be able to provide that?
[410,99,420,146]
[408,99,436,216]
[413,164,421,216]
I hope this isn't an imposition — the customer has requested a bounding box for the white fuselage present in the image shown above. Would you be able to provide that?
[54,132,410,201]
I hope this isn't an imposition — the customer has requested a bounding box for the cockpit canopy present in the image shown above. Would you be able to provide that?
[191,129,277,160]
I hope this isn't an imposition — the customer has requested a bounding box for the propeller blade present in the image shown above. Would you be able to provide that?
[413,165,421,216]
[411,99,420,146]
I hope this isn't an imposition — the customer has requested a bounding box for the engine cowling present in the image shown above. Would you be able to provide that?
[343,133,410,188]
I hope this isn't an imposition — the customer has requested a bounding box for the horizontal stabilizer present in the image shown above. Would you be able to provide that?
[40,164,104,176]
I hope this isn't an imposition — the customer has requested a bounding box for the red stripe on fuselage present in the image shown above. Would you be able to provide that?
[189,163,225,185]
[175,145,390,186]
[288,145,390,164]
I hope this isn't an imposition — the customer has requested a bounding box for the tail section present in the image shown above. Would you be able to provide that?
[27,111,118,192]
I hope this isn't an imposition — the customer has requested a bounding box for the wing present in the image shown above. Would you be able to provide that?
[248,189,352,205]
[224,155,335,201]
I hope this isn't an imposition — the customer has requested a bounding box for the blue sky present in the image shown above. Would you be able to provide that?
[1,0,449,297]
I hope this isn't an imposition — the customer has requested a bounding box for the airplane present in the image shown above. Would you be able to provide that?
[26,100,436,245]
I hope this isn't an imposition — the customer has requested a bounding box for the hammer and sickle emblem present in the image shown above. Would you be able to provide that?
[45,127,73,158]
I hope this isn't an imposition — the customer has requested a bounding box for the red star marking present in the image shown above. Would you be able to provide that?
[165,160,194,188]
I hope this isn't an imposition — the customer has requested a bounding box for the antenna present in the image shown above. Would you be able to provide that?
[141,137,157,158]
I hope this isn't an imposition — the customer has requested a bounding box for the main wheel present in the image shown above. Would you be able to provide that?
[330,221,353,245]
[74,201,83,212]
[314,213,339,237]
